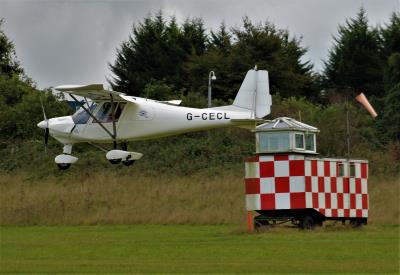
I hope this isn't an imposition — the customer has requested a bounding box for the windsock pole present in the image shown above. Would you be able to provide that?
[345,95,351,159]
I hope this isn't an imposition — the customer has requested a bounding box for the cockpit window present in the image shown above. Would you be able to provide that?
[94,102,125,123]
[72,103,97,124]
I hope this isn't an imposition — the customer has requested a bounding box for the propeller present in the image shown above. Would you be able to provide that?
[39,95,50,153]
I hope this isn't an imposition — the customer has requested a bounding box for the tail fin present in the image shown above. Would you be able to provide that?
[232,69,272,118]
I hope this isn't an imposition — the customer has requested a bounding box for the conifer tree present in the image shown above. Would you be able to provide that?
[0,19,23,77]
[109,12,207,98]
[378,13,400,142]
[323,8,383,97]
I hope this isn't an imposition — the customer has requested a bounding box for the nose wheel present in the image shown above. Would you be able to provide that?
[57,163,71,170]
[55,145,78,170]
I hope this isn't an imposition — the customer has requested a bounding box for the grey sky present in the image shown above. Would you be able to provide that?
[0,0,399,89]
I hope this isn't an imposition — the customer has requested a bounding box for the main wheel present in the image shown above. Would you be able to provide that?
[122,159,135,166]
[300,216,315,230]
[57,163,71,170]
[109,159,121,164]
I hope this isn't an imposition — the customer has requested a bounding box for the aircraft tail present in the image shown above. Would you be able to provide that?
[211,69,272,119]
[233,69,272,118]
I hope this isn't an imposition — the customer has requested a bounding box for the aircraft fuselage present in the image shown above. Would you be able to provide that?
[48,98,252,144]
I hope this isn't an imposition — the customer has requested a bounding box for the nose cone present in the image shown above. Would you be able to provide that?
[37,120,47,129]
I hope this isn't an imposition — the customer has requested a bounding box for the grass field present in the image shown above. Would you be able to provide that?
[1,173,398,226]
[1,172,399,273]
[0,224,399,273]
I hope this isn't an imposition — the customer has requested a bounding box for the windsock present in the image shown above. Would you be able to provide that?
[355,92,378,118]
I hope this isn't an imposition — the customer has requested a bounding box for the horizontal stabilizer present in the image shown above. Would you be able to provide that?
[231,118,266,123]
[160,100,182,106]
[231,118,267,130]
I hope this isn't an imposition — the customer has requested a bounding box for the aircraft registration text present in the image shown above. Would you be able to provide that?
[186,112,230,121]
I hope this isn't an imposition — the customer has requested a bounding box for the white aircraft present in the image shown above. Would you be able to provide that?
[37,68,272,170]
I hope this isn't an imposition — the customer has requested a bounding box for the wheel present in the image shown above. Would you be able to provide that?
[57,163,71,170]
[299,215,315,230]
[254,219,269,229]
[109,159,121,164]
[122,159,135,166]
[350,219,363,228]
[253,215,270,230]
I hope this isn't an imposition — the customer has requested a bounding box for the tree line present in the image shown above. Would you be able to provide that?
[108,8,399,142]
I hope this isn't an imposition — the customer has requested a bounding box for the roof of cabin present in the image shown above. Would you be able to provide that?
[256,117,319,132]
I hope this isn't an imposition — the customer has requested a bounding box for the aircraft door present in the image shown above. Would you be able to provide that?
[81,102,126,140]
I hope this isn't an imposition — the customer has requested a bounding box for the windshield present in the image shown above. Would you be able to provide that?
[94,102,125,123]
[72,103,97,124]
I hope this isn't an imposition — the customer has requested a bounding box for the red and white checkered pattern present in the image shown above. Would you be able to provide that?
[245,154,369,218]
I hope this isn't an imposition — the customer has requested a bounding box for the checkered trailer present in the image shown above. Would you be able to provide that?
[247,117,369,229]
[245,154,369,229]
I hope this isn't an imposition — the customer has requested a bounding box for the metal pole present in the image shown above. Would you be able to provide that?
[208,72,212,108]
[208,71,216,108]
[346,95,351,159]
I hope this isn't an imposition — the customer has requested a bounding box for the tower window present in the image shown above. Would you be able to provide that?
[295,133,304,149]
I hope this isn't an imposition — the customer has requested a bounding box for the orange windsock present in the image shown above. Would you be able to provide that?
[355,92,378,118]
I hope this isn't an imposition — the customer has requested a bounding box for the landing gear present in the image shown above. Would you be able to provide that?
[122,159,135,166]
[55,145,78,170]
[120,142,128,151]
[109,159,122,165]
[116,142,134,166]
[57,163,71,170]
[106,149,143,167]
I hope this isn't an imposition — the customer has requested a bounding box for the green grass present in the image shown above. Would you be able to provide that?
[1,224,399,273]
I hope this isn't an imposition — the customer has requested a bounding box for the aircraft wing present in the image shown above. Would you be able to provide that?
[54,84,182,105]
[54,84,127,101]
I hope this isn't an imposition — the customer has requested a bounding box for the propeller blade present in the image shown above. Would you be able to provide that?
[44,127,49,153]
[40,93,49,153]
[40,95,47,121]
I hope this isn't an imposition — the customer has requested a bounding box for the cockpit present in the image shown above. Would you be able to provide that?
[72,102,126,124]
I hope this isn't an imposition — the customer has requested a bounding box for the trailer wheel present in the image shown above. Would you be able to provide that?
[254,215,270,230]
[350,219,363,228]
[300,216,315,230]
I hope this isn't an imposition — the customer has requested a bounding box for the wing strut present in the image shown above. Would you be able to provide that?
[110,94,117,149]
[69,94,117,145]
